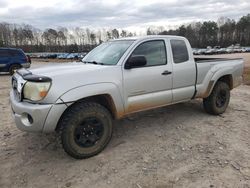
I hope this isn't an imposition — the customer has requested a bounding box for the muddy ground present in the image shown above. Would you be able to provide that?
[0,54,250,188]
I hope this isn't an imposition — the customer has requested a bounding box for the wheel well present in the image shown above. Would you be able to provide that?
[55,94,117,131]
[78,94,118,119]
[217,75,233,90]
[9,63,20,70]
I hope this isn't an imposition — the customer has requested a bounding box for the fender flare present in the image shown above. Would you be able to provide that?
[204,67,234,98]
[56,82,125,118]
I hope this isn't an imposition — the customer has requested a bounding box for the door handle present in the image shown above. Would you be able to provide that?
[161,70,172,75]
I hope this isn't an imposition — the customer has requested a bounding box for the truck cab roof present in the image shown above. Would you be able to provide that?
[112,35,186,42]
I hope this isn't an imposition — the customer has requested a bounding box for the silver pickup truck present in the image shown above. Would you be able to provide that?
[10,36,244,159]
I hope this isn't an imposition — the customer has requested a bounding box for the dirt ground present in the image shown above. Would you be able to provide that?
[0,54,250,188]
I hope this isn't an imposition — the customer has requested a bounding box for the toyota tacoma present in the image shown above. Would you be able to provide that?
[10,36,244,159]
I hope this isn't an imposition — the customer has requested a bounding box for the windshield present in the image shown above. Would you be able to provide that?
[82,40,134,65]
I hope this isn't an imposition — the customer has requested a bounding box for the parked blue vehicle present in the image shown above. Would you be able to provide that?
[0,48,31,75]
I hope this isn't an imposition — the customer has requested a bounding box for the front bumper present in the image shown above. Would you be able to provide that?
[10,90,67,133]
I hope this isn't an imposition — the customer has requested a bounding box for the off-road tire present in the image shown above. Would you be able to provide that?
[203,81,230,115]
[60,102,113,159]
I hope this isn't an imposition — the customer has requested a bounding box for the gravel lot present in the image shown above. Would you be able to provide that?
[0,54,250,188]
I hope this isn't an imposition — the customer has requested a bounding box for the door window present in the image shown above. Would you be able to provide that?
[0,50,10,57]
[10,50,23,57]
[170,40,189,63]
[131,40,167,66]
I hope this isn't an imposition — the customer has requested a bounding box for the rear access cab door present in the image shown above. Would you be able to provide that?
[122,38,173,114]
[170,38,196,102]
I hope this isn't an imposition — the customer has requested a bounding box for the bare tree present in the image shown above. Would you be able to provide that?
[111,29,119,39]
[1,13,250,51]
[90,33,96,45]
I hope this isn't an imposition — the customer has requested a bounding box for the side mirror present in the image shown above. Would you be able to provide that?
[125,55,147,69]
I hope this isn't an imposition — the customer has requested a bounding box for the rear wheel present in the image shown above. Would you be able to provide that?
[9,64,21,75]
[60,102,113,159]
[203,81,230,115]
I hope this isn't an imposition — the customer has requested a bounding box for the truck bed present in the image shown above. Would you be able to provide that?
[194,57,244,98]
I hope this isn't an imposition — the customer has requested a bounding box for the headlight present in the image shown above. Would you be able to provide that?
[23,81,51,101]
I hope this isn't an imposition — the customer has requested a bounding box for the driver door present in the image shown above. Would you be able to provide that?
[122,39,173,114]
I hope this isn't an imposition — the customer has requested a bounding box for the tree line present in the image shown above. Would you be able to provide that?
[0,24,135,52]
[148,14,250,48]
[0,14,250,52]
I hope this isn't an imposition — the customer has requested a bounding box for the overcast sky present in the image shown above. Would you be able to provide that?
[0,0,249,31]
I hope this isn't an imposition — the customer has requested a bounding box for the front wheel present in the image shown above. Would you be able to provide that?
[60,102,113,159]
[203,81,230,115]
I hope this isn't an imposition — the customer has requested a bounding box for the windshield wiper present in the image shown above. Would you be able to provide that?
[83,61,104,65]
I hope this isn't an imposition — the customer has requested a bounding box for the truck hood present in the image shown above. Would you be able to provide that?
[30,62,107,77]
[25,62,122,103]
